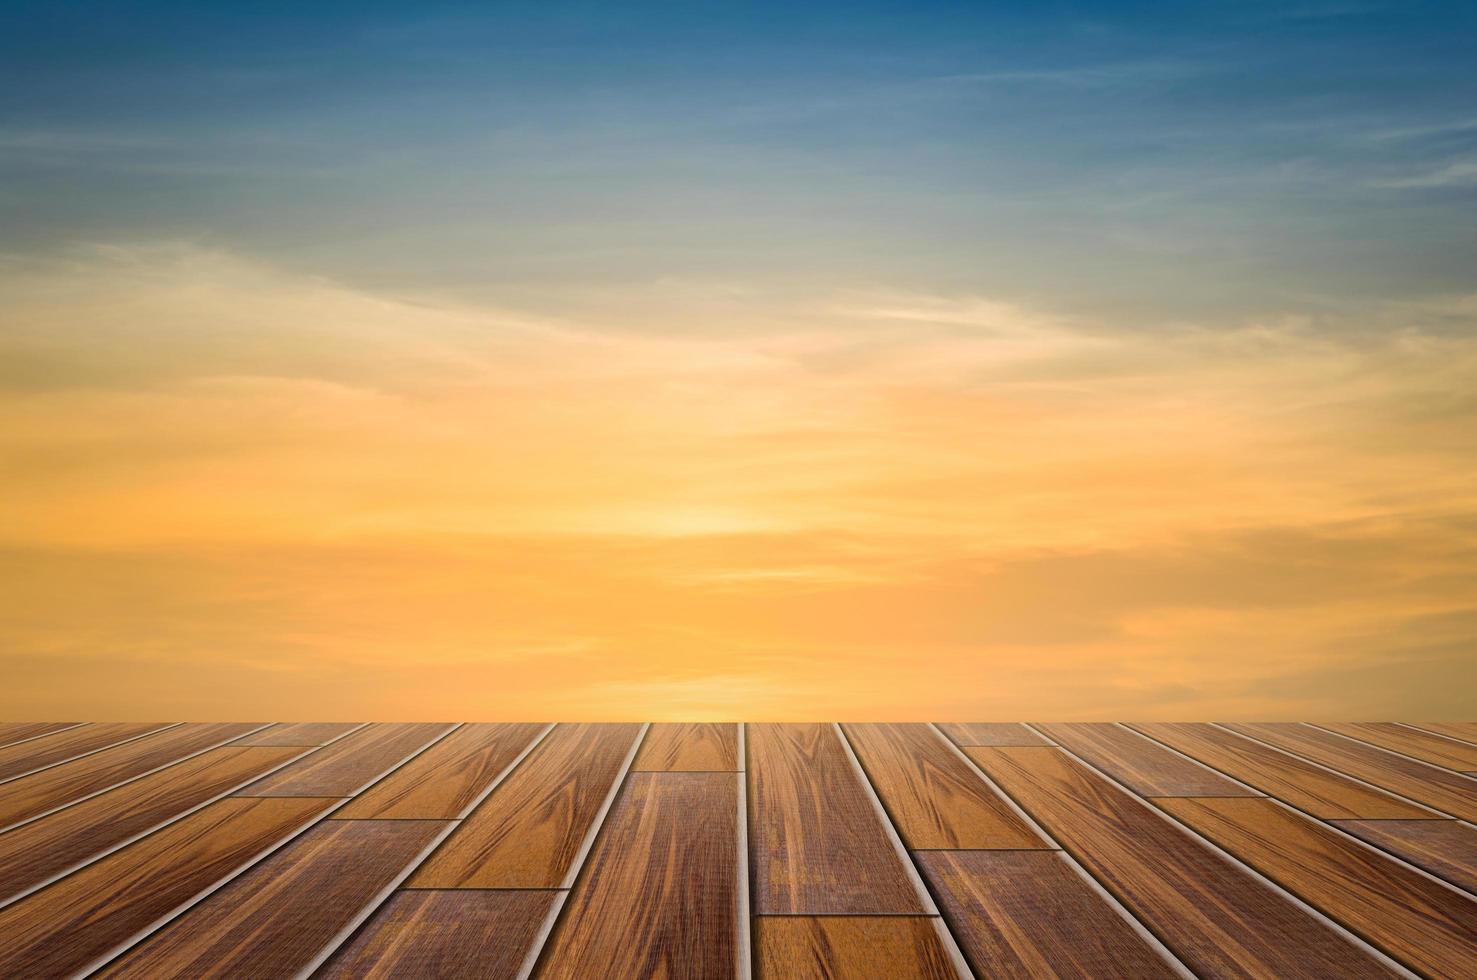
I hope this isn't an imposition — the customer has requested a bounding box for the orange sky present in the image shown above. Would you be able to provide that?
[3,245,1474,719]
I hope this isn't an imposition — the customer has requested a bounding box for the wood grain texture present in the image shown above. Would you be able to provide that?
[0,722,81,749]
[0,722,172,782]
[0,745,300,903]
[233,722,362,746]
[936,723,1050,746]
[918,850,1180,979]
[1318,722,1477,771]
[539,772,741,979]
[0,796,331,978]
[842,723,1047,849]
[1157,796,1477,979]
[1330,819,1477,894]
[749,723,930,914]
[754,917,962,980]
[336,723,547,819]
[1225,723,1477,820]
[1037,722,1255,797]
[1130,722,1434,819]
[967,746,1401,979]
[236,722,452,797]
[1409,722,1477,745]
[0,722,264,828]
[632,722,739,771]
[411,722,643,888]
[99,819,448,979]
[319,890,558,980]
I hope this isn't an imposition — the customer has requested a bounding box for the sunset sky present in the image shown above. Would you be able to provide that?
[3,2,1475,719]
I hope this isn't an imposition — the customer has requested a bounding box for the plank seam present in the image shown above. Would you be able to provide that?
[0,723,87,751]
[736,723,752,980]
[0,722,182,787]
[1396,722,1477,749]
[235,723,461,799]
[1306,723,1477,778]
[1106,722,1266,796]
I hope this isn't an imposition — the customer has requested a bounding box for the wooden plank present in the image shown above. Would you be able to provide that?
[411,722,643,888]
[233,723,362,746]
[1131,723,1434,819]
[1409,722,1477,745]
[0,796,331,977]
[538,772,741,978]
[98,819,449,979]
[0,722,82,749]
[754,917,962,980]
[0,745,301,903]
[0,722,265,828]
[236,722,452,797]
[1318,722,1477,771]
[918,850,1180,979]
[1225,723,1477,820]
[318,890,559,980]
[632,722,739,771]
[335,722,547,820]
[1036,723,1255,797]
[1158,796,1477,979]
[0,722,172,782]
[936,723,1050,746]
[748,723,930,914]
[1328,819,1477,895]
[967,746,1402,978]
[842,723,1048,849]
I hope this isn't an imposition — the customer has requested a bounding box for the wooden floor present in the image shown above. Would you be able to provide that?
[0,721,1473,978]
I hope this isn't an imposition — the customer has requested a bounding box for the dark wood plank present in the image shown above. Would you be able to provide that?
[0,745,301,903]
[1330,819,1477,894]
[539,772,741,978]
[754,917,962,980]
[1131,722,1435,819]
[1038,722,1255,797]
[0,722,265,828]
[336,723,547,819]
[0,722,173,782]
[918,850,1180,979]
[936,723,1050,746]
[1409,722,1477,745]
[967,746,1401,978]
[0,796,331,977]
[842,723,1047,849]
[749,723,930,914]
[632,722,739,771]
[236,722,452,797]
[233,722,362,746]
[319,890,558,980]
[1225,723,1477,820]
[0,722,82,749]
[411,722,643,888]
[1318,722,1477,771]
[98,819,448,978]
[1157,796,1477,979]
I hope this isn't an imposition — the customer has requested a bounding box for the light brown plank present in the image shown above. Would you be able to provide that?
[1037,722,1255,797]
[1329,819,1477,896]
[749,723,930,914]
[0,722,82,749]
[319,890,558,980]
[1318,722,1477,771]
[0,722,173,782]
[842,723,1047,849]
[0,722,265,828]
[1131,722,1434,819]
[336,723,547,819]
[1158,796,1477,979]
[411,722,643,888]
[1409,722,1477,745]
[0,796,331,978]
[236,722,452,797]
[539,772,741,978]
[98,819,448,979]
[632,722,739,771]
[918,850,1180,979]
[1225,723,1477,820]
[0,745,301,903]
[233,722,362,746]
[754,917,962,980]
[936,723,1050,746]
[968,746,1401,979]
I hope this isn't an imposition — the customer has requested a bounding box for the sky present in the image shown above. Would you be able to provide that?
[2,1,1475,720]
